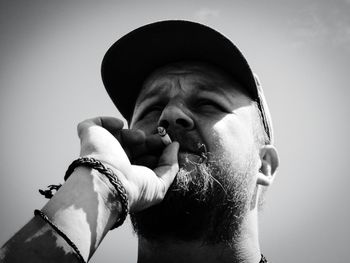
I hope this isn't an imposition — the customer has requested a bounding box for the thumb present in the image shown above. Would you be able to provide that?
[154,141,180,187]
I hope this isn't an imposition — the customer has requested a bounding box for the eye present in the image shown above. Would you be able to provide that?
[139,104,163,119]
[196,99,225,112]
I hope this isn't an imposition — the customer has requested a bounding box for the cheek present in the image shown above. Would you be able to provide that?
[211,115,255,163]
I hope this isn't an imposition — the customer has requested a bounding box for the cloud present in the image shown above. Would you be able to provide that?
[193,7,220,22]
[288,2,350,52]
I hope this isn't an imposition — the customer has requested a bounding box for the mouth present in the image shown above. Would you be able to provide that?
[179,142,207,155]
[178,142,209,166]
[164,130,209,164]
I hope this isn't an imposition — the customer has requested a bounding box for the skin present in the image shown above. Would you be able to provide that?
[130,62,279,263]
[131,62,258,170]
[0,62,279,263]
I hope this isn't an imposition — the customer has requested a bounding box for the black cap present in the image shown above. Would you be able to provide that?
[101,20,273,143]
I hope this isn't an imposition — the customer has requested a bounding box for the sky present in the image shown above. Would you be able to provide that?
[1,1,350,262]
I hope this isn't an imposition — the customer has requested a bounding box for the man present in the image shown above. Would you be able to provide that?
[1,20,279,263]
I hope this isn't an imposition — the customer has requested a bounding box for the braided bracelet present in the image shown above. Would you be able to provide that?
[260,254,268,263]
[64,157,129,229]
[34,209,86,263]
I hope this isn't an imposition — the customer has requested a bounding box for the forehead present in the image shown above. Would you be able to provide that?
[135,62,248,105]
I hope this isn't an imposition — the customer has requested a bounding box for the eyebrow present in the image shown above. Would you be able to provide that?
[136,79,231,106]
[135,82,171,108]
[191,81,228,97]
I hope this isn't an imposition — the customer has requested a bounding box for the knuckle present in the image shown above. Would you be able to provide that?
[158,178,167,199]
[172,163,179,173]
[77,121,86,138]
[77,118,95,138]
[115,118,125,127]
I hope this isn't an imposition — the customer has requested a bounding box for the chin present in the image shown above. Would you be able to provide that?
[131,151,254,244]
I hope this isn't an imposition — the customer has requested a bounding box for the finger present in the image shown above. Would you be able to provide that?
[120,129,146,146]
[127,134,165,160]
[133,155,159,169]
[118,129,145,159]
[77,116,124,139]
[154,141,179,187]
[99,117,124,139]
[145,135,165,152]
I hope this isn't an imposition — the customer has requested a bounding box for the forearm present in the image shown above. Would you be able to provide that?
[1,116,180,262]
[1,167,121,262]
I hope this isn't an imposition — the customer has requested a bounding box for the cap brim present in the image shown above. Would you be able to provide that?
[101,20,258,122]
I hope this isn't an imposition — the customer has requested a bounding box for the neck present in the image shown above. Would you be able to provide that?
[137,210,261,263]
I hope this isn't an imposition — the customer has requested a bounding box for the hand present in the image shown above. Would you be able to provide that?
[77,117,179,212]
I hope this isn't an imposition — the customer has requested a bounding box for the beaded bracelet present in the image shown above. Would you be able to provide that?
[34,209,86,263]
[64,157,129,229]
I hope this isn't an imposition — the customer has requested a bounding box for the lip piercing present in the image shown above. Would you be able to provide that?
[157,127,172,146]
[197,143,208,162]
[197,143,207,154]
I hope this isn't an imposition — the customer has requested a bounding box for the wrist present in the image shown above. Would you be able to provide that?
[65,157,129,228]
[41,166,122,260]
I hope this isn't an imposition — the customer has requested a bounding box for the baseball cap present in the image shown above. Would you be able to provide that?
[101,20,273,143]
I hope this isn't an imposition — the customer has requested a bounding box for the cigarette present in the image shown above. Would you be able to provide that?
[157,126,172,145]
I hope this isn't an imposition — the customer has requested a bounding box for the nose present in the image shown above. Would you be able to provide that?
[158,104,194,131]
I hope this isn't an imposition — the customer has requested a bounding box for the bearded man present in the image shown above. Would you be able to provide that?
[1,20,279,263]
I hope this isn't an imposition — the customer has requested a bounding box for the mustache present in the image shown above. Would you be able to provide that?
[165,129,209,158]
[172,152,227,198]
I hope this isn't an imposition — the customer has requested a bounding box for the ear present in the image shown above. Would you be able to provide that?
[257,145,279,186]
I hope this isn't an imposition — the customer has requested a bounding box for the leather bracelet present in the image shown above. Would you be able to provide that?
[65,157,129,229]
[34,209,86,263]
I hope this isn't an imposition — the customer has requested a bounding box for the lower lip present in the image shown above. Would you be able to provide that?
[178,152,202,162]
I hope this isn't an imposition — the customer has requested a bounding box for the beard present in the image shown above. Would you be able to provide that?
[130,151,256,245]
